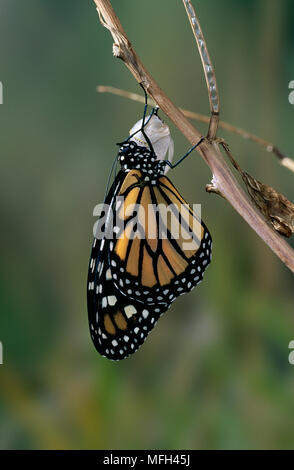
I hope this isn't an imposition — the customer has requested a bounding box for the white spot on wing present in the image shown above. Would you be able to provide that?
[142,309,149,319]
[106,268,112,280]
[108,295,117,306]
[124,305,137,318]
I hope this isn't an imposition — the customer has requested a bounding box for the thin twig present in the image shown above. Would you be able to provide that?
[93,0,294,273]
[97,85,294,174]
[182,0,220,140]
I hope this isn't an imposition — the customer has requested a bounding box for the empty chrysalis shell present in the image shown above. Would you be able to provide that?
[129,114,174,171]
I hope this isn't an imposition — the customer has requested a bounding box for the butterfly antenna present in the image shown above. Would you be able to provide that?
[104,153,120,203]
[140,83,148,128]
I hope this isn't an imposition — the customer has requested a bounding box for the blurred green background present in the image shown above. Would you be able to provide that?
[0,0,294,450]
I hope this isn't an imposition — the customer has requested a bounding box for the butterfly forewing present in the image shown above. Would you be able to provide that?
[108,173,212,306]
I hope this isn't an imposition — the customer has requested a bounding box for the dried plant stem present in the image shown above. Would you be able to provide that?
[93,0,294,273]
[182,0,220,140]
[97,85,294,174]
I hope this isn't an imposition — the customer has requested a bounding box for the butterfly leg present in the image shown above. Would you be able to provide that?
[164,137,205,170]
[117,83,157,148]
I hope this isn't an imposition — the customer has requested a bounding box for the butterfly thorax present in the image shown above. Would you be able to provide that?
[118,141,166,178]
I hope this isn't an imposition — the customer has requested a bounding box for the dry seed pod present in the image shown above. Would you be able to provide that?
[241,172,294,238]
[220,141,294,238]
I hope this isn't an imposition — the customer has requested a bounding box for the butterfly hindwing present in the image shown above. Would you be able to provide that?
[88,241,170,360]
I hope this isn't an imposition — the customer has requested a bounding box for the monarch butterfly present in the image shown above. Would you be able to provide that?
[87,94,212,360]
